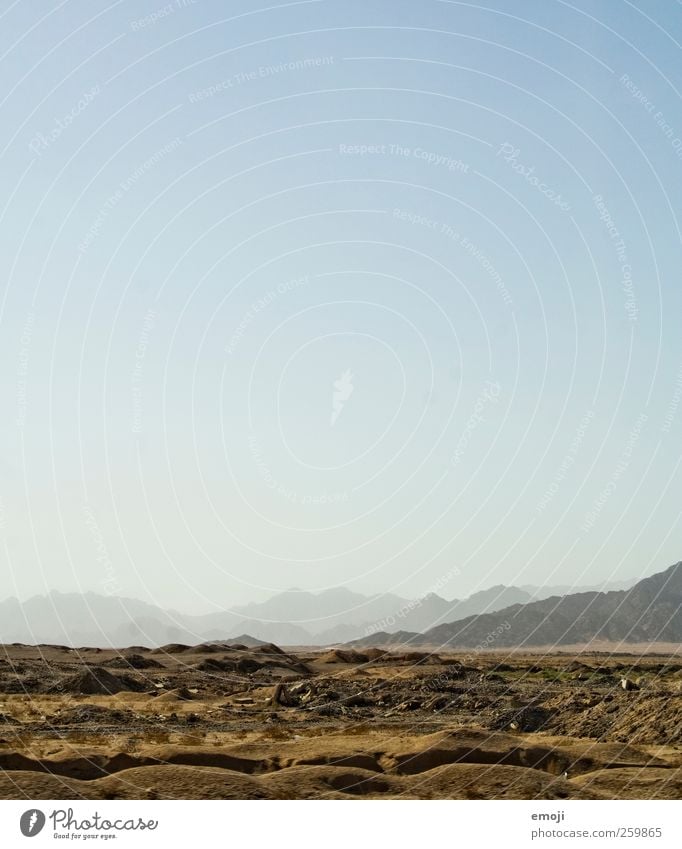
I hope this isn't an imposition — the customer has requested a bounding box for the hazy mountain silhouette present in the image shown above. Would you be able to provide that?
[0,571,652,648]
[350,562,682,649]
[519,578,637,600]
[401,586,533,633]
[231,587,407,634]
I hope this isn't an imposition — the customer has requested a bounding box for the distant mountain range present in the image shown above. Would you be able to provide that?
[0,574,639,648]
[349,562,682,649]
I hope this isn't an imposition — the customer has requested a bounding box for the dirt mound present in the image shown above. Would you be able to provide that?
[224,635,267,648]
[0,761,604,800]
[320,649,369,664]
[195,657,237,673]
[154,687,195,702]
[570,767,682,800]
[364,648,388,661]
[407,762,600,800]
[393,651,436,665]
[152,644,192,654]
[0,766,273,800]
[254,643,287,656]
[55,667,145,695]
[192,644,225,654]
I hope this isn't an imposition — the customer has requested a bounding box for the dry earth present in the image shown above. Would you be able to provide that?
[1,642,681,799]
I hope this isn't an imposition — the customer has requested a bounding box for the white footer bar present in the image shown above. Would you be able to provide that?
[1,799,678,847]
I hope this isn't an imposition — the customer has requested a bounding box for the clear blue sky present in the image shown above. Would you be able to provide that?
[0,0,680,611]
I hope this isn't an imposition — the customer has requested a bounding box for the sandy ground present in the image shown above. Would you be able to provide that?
[1,642,681,799]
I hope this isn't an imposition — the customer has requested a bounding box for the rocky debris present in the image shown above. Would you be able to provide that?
[314,703,344,717]
[393,699,423,713]
[620,678,639,691]
[421,668,468,691]
[491,705,551,733]
[2,642,682,752]
[270,683,297,707]
[340,694,376,708]
[539,690,682,745]
[423,695,452,711]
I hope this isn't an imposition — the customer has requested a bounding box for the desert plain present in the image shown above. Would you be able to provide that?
[0,640,681,800]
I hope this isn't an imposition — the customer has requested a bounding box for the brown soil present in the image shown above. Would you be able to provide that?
[0,643,680,799]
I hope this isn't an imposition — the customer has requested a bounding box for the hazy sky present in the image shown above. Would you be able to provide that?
[0,0,681,612]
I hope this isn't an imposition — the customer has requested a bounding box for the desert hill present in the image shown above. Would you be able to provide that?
[0,579,618,647]
[351,561,682,649]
